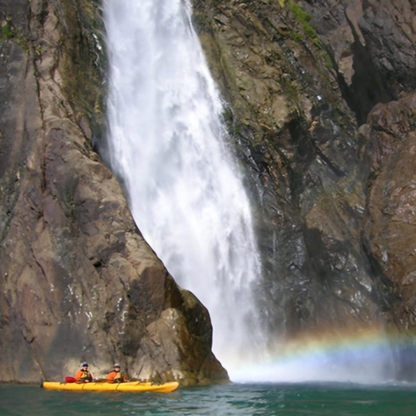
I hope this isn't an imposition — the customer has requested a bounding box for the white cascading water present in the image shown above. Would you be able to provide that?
[103,0,264,379]
[103,0,400,385]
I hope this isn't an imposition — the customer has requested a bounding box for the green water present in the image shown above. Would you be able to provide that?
[1,383,416,415]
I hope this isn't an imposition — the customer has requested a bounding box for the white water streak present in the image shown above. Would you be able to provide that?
[104,0,264,377]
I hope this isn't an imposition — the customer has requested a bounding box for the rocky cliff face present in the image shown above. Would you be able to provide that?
[0,0,227,384]
[3,0,416,384]
[192,0,416,372]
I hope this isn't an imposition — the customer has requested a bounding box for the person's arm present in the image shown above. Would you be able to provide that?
[75,370,92,382]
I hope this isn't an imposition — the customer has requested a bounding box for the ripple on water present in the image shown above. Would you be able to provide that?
[2,382,416,415]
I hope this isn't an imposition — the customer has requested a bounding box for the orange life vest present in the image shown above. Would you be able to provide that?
[106,371,127,383]
[75,369,93,381]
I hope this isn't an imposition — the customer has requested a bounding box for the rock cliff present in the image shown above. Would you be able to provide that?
[192,0,416,375]
[0,0,227,384]
[3,0,416,384]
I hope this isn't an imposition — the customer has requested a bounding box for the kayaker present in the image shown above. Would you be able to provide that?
[75,362,94,383]
[106,363,127,383]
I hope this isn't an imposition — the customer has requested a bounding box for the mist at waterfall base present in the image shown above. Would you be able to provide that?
[103,0,405,384]
[232,332,410,384]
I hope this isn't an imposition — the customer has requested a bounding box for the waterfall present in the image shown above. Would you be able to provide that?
[103,0,264,378]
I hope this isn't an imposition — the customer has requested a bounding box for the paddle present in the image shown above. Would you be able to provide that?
[64,377,108,383]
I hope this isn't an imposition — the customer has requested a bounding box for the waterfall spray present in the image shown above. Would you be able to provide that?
[103,0,265,378]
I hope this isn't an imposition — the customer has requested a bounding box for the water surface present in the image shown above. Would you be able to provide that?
[2,382,416,415]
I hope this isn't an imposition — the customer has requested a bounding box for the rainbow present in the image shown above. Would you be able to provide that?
[224,328,416,384]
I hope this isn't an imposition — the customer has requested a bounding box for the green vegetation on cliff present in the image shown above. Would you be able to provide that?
[288,2,318,42]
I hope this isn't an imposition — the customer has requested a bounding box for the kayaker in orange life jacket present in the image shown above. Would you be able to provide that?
[106,363,127,383]
[75,362,94,383]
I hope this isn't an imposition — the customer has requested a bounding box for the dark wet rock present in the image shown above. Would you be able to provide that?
[192,0,378,338]
[301,0,416,123]
[191,0,416,353]
[362,92,416,327]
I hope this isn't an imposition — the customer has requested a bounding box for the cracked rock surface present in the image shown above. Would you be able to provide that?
[192,0,416,379]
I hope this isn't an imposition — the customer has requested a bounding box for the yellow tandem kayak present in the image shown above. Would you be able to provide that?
[42,380,179,393]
